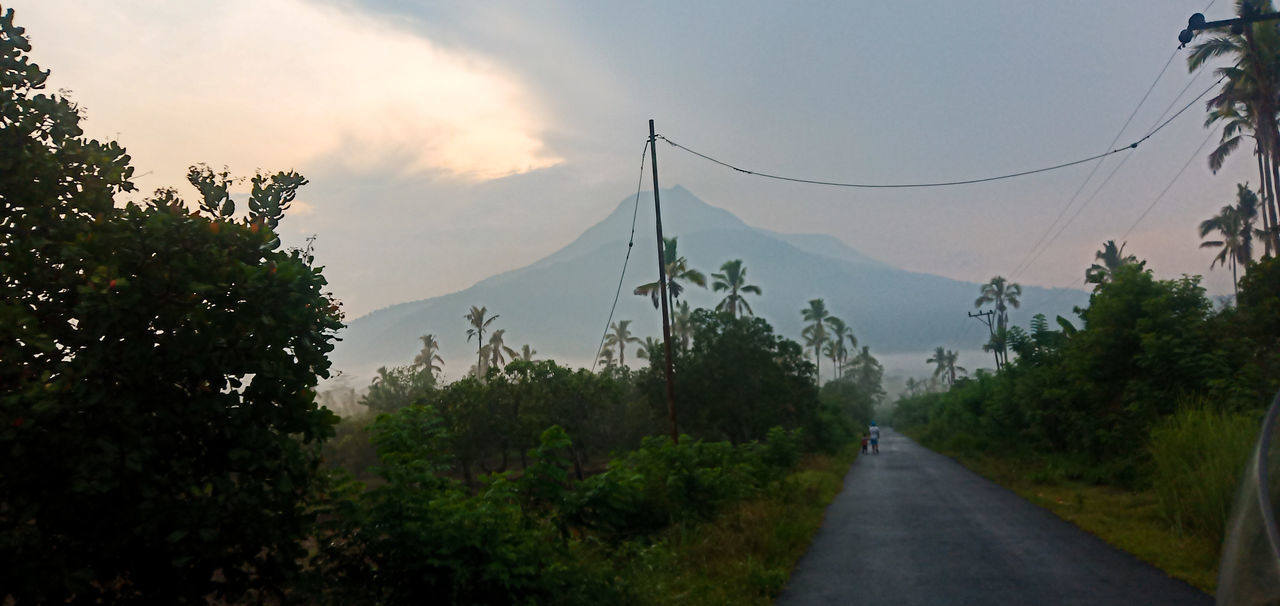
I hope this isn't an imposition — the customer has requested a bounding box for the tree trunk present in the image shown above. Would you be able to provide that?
[1257,149,1272,257]
[1244,23,1280,253]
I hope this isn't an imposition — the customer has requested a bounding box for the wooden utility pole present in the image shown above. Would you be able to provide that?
[968,310,1000,370]
[649,119,679,444]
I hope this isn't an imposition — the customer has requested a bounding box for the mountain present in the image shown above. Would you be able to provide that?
[330,186,1088,380]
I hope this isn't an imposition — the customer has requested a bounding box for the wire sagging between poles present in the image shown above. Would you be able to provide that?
[591,140,649,372]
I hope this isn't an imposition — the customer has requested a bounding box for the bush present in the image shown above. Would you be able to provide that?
[1148,401,1261,542]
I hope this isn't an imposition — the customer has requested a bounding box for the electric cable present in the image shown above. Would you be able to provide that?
[591,140,649,372]
[1122,126,1219,241]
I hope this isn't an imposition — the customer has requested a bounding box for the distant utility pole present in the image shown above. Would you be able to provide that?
[649,119,679,444]
[1178,10,1280,46]
[968,310,1000,371]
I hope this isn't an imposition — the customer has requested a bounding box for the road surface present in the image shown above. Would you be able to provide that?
[777,427,1212,605]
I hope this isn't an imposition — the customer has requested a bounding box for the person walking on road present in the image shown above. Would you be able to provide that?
[869,421,880,454]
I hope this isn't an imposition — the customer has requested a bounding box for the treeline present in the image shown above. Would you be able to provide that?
[891,258,1280,538]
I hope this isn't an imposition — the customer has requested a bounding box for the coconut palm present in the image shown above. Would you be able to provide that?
[801,299,830,380]
[711,259,762,318]
[597,347,616,368]
[486,328,517,370]
[927,347,965,387]
[1188,3,1280,250]
[413,333,444,377]
[1200,205,1251,297]
[827,316,857,375]
[634,237,707,310]
[604,319,642,367]
[636,336,663,361]
[464,306,499,375]
[1085,241,1144,286]
[516,344,537,362]
[975,277,1021,366]
[671,300,694,350]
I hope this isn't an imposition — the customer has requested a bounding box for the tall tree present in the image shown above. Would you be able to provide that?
[636,336,664,361]
[926,348,965,387]
[1189,1,1280,251]
[671,300,694,350]
[1200,203,1251,297]
[464,306,499,376]
[486,328,517,370]
[1085,240,1144,287]
[975,276,1021,366]
[633,236,707,309]
[413,333,444,377]
[801,299,831,381]
[825,316,856,379]
[603,319,642,367]
[848,346,886,398]
[0,13,344,599]
[711,259,763,318]
[516,344,538,362]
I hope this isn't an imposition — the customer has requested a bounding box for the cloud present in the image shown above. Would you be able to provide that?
[15,0,561,193]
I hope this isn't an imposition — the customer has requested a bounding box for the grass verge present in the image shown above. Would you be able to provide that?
[904,431,1219,594]
[615,446,857,605]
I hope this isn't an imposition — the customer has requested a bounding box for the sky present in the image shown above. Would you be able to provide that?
[13,0,1260,333]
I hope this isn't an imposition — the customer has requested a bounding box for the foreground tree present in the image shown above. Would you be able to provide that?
[0,12,343,601]
[711,258,763,318]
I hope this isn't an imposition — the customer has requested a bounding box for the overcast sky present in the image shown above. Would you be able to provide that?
[15,0,1255,323]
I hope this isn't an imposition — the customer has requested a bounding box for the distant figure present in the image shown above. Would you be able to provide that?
[869,421,881,454]
[860,433,870,454]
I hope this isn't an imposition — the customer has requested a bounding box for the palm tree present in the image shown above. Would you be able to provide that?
[597,347,616,368]
[1200,204,1250,296]
[822,340,841,382]
[848,346,885,396]
[486,328,517,370]
[516,344,537,362]
[974,276,1021,366]
[825,316,856,378]
[711,259,762,318]
[634,237,707,310]
[1204,104,1275,254]
[464,306,499,375]
[801,299,830,380]
[671,300,694,350]
[636,336,663,361]
[1189,2,1280,251]
[604,320,642,367]
[413,333,444,377]
[926,347,965,387]
[1085,240,1144,286]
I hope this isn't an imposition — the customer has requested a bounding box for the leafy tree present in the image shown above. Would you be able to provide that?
[1085,240,1144,287]
[0,12,343,601]
[635,336,663,361]
[413,333,444,377]
[926,348,964,387]
[604,319,641,367]
[633,237,706,309]
[847,346,886,399]
[710,258,762,318]
[801,299,831,381]
[597,347,617,368]
[464,305,499,376]
[362,365,435,414]
[517,343,538,362]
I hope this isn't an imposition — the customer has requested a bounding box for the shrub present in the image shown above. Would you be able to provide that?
[1148,401,1261,542]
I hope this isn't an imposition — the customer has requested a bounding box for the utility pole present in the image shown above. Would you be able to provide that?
[650,119,679,444]
[1178,10,1280,46]
[968,310,1000,371]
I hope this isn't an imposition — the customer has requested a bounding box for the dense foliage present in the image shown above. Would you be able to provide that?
[0,9,343,602]
[892,261,1280,489]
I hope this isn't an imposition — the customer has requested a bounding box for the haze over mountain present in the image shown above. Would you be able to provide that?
[331,186,1088,381]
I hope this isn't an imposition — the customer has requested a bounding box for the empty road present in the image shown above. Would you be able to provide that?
[777,427,1211,605]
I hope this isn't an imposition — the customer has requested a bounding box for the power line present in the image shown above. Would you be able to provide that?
[1122,126,1219,241]
[1010,47,1179,279]
[658,134,1140,189]
[591,140,649,372]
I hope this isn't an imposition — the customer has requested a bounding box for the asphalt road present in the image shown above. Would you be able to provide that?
[776,427,1212,606]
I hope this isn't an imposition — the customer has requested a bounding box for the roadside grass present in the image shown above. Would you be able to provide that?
[617,447,857,605]
[903,431,1219,594]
